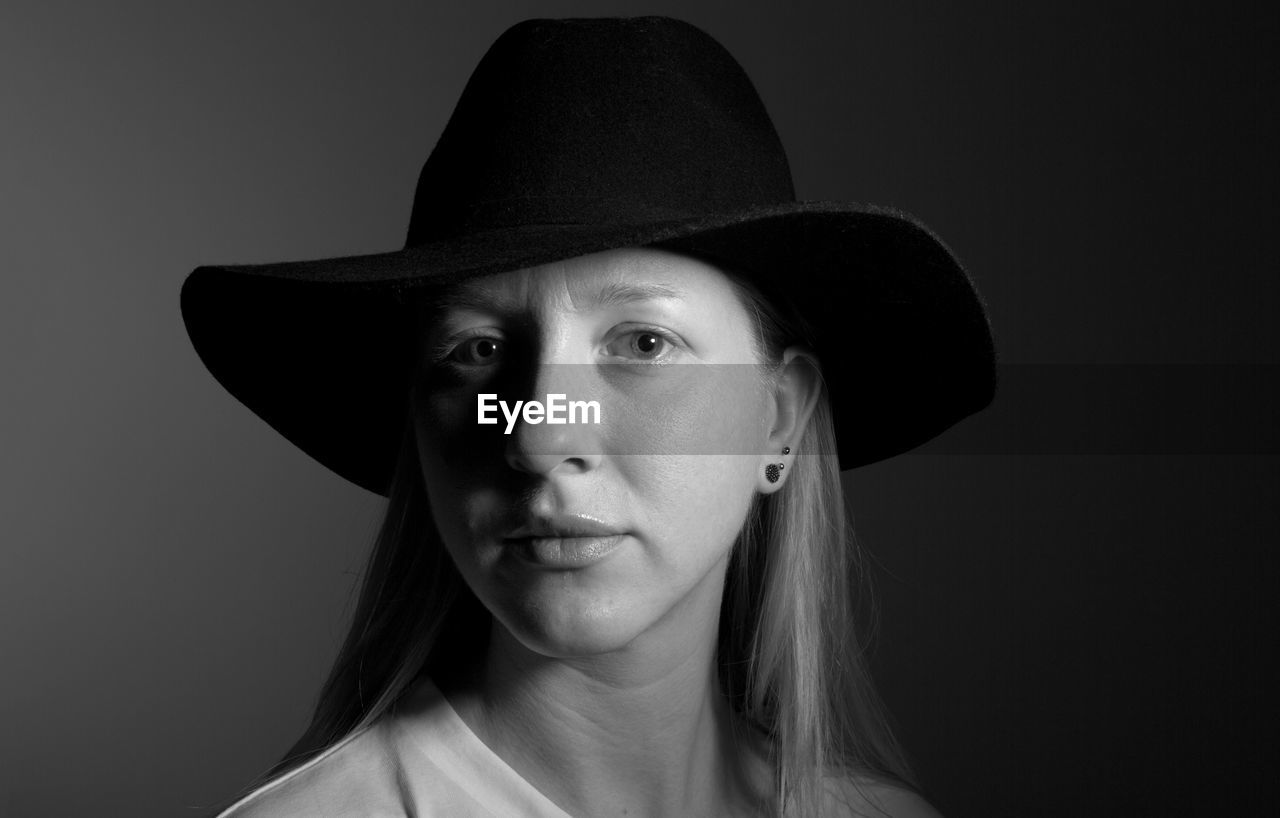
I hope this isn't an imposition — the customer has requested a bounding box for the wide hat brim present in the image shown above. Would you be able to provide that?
[181,200,997,496]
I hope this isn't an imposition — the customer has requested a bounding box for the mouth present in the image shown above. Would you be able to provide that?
[507,534,627,568]
[503,513,627,568]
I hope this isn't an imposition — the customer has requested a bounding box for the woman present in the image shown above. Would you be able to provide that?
[183,16,996,818]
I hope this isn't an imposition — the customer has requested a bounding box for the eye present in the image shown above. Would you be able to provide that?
[446,336,503,366]
[603,327,678,361]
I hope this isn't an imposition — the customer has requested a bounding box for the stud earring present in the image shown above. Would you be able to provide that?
[765,446,791,483]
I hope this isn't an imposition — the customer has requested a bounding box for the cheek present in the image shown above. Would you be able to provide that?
[610,371,766,573]
[414,380,507,470]
[645,454,758,529]
[603,364,770,457]
[619,453,759,598]
[412,404,505,565]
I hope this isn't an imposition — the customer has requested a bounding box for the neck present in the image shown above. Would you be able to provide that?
[437,568,771,817]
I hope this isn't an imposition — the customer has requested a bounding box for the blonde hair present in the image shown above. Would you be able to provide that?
[242,261,921,817]
[722,269,921,814]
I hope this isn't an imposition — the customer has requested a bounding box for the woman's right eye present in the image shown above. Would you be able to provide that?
[446,336,503,366]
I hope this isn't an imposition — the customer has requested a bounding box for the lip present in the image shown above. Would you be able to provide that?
[504,512,624,540]
[503,513,627,568]
[508,534,627,569]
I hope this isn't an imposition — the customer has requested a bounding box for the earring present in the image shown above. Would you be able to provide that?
[765,446,790,483]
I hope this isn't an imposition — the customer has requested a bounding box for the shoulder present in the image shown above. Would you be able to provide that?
[216,723,409,818]
[821,775,946,818]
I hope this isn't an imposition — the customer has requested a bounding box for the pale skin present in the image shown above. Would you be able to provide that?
[409,247,940,818]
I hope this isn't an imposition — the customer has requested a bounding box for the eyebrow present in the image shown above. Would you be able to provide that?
[427,280,684,315]
[587,281,684,308]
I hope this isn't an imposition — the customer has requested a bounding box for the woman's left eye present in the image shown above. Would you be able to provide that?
[604,328,677,361]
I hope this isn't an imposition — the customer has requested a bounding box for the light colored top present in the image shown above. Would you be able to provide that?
[216,676,939,817]
[217,676,573,818]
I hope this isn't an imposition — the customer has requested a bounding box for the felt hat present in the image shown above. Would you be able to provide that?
[180,16,997,496]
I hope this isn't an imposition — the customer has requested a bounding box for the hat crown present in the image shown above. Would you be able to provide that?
[406,17,796,244]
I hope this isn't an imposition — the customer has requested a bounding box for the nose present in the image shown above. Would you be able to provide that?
[504,361,604,476]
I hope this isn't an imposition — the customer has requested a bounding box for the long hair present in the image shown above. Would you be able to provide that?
[242,263,921,817]
[721,272,922,814]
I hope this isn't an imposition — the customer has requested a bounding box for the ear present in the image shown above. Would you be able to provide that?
[757,346,822,494]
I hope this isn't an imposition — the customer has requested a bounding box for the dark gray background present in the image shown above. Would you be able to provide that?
[2,2,1275,816]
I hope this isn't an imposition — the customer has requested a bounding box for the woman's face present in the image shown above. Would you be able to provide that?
[411,247,789,659]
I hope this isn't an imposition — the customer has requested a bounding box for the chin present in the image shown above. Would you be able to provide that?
[495,592,654,659]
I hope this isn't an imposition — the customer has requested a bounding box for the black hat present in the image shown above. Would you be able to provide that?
[180,16,997,496]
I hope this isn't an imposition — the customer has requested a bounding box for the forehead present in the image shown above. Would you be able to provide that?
[425,247,743,314]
